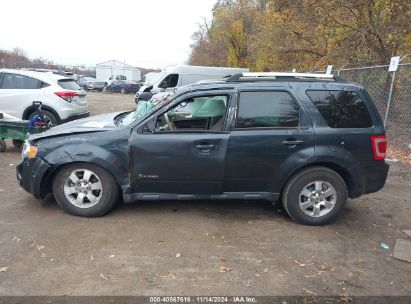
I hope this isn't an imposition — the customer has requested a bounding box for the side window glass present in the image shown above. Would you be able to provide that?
[236,91,300,128]
[1,73,42,89]
[160,74,179,88]
[155,95,228,132]
[168,74,179,87]
[306,90,373,128]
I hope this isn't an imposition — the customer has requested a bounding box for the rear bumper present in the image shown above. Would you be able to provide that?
[60,112,90,124]
[348,160,389,198]
[16,157,52,199]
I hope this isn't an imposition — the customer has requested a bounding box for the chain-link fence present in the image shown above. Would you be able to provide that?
[315,62,411,162]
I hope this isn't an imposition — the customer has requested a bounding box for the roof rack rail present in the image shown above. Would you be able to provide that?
[226,72,345,82]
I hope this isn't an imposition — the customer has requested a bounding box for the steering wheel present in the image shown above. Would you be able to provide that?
[164,113,176,131]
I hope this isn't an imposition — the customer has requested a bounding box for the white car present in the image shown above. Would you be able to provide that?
[0,69,89,125]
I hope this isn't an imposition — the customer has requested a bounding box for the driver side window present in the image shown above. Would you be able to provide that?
[155,95,228,132]
[160,74,179,88]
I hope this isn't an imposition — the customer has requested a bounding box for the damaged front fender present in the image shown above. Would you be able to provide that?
[26,128,130,198]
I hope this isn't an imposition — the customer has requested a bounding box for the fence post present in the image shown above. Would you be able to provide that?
[384,70,396,127]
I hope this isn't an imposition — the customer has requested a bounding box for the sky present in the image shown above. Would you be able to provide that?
[0,0,216,69]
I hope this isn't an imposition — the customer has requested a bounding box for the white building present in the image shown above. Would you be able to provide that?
[95,60,141,83]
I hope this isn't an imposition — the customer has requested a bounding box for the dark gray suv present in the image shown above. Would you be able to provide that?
[17,72,389,225]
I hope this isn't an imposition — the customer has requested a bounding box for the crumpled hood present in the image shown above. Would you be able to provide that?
[29,112,122,141]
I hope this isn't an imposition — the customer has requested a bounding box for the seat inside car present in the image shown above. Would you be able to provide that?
[191,98,226,131]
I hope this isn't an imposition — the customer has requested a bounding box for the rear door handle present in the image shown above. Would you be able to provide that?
[282,140,304,146]
[195,144,216,152]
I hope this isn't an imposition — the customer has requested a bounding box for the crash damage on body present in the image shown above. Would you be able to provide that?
[17,114,131,200]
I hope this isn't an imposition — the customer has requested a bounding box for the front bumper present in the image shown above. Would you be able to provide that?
[16,157,52,199]
[60,112,90,124]
[348,160,389,198]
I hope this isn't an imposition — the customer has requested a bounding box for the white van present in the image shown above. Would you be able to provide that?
[140,65,250,94]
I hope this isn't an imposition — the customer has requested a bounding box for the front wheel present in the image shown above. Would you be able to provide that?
[282,167,347,225]
[52,163,119,217]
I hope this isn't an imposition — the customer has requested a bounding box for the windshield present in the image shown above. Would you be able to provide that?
[116,91,176,127]
[146,71,166,85]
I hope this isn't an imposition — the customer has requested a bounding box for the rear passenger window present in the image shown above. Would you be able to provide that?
[306,90,372,128]
[236,91,299,128]
[1,73,43,89]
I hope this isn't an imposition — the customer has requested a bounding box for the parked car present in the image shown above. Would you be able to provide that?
[17,72,389,225]
[0,69,89,125]
[78,77,105,92]
[107,80,139,94]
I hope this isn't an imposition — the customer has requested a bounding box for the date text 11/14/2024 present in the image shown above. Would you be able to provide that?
[149,296,257,303]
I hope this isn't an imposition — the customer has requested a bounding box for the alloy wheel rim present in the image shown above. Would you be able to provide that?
[298,181,337,217]
[63,169,103,208]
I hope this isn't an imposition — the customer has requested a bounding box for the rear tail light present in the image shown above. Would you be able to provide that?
[371,135,387,160]
[55,91,78,102]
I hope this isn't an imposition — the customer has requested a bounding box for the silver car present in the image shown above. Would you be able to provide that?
[0,69,89,125]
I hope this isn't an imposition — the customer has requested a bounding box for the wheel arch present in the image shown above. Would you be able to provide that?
[22,105,61,123]
[41,160,123,200]
[280,162,355,199]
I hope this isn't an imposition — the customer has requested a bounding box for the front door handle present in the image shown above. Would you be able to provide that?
[195,144,216,152]
[282,140,304,146]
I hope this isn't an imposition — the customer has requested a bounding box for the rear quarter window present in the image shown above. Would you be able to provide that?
[306,90,373,128]
[58,79,81,90]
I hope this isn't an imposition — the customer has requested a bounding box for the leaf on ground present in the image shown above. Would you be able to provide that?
[176,253,181,258]
[90,254,94,261]
[303,288,316,295]
[219,265,232,272]
[0,267,8,272]
[168,272,176,279]
[294,259,313,267]
[263,268,269,273]
[100,273,109,280]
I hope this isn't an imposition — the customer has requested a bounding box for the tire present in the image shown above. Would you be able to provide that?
[29,110,58,127]
[282,166,347,225]
[52,163,119,217]
[0,139,6,152]
[12,139,24,149]
[121,88,126,94]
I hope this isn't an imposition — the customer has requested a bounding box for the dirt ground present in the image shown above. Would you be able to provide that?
[0,92,410,296]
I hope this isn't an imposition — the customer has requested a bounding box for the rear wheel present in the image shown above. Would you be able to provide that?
[29,110,58,128]
[52,163,119,217]
[282,166,347,225]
